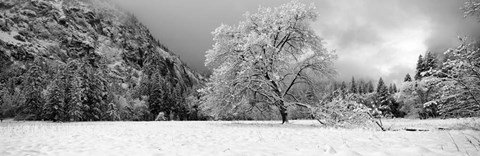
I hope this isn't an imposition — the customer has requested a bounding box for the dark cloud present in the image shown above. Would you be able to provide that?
[115,0,292,73]
[408,0,472,53]
[115,0,478,84]
[314,0,478,84]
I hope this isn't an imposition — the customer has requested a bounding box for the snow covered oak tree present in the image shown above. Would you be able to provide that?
[203,1,336,123]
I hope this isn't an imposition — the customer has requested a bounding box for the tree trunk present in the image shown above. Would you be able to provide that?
[279,104,288,124]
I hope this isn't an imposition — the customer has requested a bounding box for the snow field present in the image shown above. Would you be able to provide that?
[0,119,479,156]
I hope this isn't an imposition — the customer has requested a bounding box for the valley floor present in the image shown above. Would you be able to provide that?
[0,119,479,156]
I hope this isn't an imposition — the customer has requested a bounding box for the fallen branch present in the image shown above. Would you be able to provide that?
[366,112,386,131]
[405,128,429,132]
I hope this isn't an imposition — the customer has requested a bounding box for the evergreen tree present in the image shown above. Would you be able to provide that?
[415,55,424,80]
[358,84,363,94]
[375,77,399,116]
[43,81,64,121]
[393,84,398,93]
[146,76,164,120]
[64,57,106,121]
[376,77,386,93]
[388,84,394,94]
[358,80,365,94]
[340,81,347,92]
[404,73,412,82]
[414,52,438,80]
[62,54,109,121]
[423,52,437,77]
[84,67,108,121]
[69,66,86,121]
[60,61,77,121]
[350,77,357,93]
[137,51,190,120]
[21,62,46,120]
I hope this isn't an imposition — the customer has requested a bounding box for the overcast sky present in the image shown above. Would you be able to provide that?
[116,0,479,84]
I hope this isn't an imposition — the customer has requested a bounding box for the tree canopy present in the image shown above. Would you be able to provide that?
[202,1,336,123]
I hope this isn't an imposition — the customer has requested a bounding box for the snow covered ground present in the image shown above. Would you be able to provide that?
[0,119,479,156]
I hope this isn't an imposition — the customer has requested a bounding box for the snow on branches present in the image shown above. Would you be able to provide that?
[202,1,336,123]
[464,0,480,20]
[435,37,480,117]
[312,93,377,129]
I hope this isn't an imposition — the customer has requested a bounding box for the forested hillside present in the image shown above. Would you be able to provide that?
[0,0,205,121]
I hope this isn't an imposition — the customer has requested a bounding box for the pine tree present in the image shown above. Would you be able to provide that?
[43,82,64,121]
[423,52,437,77]
[60,61,78,121]
[404,73,412,82]
[84,68,108,121]
[375,77,398,116]
[358,84,363,94]
[340,81,347,92]
[62,55,109,121]
[350,77,357,93]
[139,51,184,120]
[415,55,424,80]
[358,80,365,94]
[376,77,386,93]
[69,69,85,121]
[393,84,398,93]
[21,62,46,120]
[388,84,394,94]
[147,83,164,120]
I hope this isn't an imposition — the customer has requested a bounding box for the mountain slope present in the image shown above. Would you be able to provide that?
[0,0,205,121]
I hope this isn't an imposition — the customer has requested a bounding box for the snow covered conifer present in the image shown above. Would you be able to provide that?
[423,52,437,77]
[414,55,424,80]
[43,78,65,121]
[404,73,412,82]
[358,80,364,94]
[376,77,386,93]
[340,81,347,93]
[435,38,480,116]
[21,60,46,120]
[393,84,398,93]
[464,0,480,20]
[350,77,357,94]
